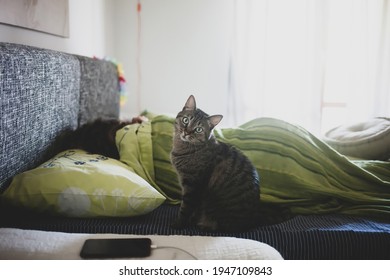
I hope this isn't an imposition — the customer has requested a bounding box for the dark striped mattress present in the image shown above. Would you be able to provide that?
[1,204,389,260]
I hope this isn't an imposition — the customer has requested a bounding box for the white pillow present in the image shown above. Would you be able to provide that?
[323,118,390,160]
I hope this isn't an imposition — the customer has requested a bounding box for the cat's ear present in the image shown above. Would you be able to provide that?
[208,115,223,128]
[183,95,196,111]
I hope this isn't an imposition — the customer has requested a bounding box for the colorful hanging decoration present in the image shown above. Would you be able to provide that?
[94,56,128,107]
[115,61,128,107]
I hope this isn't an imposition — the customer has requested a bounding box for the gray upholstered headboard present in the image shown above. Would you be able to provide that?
[0,43,120,192]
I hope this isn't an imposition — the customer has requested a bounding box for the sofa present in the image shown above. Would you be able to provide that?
[1,42,389,260]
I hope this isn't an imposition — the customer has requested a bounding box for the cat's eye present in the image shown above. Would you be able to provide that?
[195,127,203,133]
[182,117,189,125]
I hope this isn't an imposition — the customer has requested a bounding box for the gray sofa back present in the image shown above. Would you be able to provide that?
[0,43,120,192]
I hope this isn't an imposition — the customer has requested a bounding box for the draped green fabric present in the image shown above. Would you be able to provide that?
[116,114,390,221]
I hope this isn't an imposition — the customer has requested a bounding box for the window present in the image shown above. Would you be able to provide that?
[230,0,390,135]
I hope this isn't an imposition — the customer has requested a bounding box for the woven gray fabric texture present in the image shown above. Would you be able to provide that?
[77,56,120,126]
[0,43,120,192]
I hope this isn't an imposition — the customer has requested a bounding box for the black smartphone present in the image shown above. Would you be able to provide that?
[80,238,152,259]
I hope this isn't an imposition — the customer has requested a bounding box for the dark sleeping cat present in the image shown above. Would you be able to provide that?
[170,95,260,232]
[49,117,146,160]
[59,119,131,159]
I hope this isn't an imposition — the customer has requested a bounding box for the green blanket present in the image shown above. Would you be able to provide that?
[116,115,390,221]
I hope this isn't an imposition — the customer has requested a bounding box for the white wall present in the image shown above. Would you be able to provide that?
[115,0,234,122]
[0,0,114,58]
[1,0,234,123]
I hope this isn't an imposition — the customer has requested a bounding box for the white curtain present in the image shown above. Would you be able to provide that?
[228,0,390,135]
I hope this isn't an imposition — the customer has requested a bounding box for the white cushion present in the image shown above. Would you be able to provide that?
[0,228,283,260]
[323,118,390,160]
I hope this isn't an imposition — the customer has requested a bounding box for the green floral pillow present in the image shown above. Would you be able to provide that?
[1,150,166,217]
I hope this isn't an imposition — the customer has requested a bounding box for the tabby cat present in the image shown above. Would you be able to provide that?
[170,95,260,232]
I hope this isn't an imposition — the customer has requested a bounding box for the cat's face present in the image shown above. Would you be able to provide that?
[174,95,223,144]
